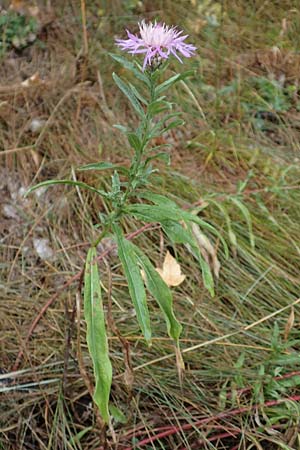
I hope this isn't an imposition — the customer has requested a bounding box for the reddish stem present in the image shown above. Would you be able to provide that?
[123,395,300,450]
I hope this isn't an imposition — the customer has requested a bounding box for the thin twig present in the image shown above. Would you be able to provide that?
[123,394,300,449]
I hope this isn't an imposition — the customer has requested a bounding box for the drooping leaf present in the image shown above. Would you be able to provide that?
[133,246,182,341]
[84,247,112,423]
[162,119,185,133]
[112,73,145,118]
[138,191,179,208]
[25,179,108,198]
[230,197,255,249]
[109,404,127,424]
[127,203,183,223]
[127,199,228,258]
[208,199,236,253]
[112,223,151,342]
[145,152,171,166]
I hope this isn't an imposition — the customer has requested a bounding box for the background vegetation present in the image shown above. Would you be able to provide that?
[1,0,300,449]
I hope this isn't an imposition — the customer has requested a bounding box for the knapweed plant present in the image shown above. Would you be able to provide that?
[27,21,225,424]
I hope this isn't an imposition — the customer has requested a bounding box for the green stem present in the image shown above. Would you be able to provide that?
[92,73,157,247]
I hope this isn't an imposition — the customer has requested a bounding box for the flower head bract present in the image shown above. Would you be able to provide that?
[116,20,196,70]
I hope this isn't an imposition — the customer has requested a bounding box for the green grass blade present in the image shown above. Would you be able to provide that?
[230,197,255,249]
[84,247,112,423]
[26,179,108,198]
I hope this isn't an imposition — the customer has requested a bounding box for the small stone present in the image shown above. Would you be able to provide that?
[33,238,55,261]
[3,204,19,220]
[29,119,46,133]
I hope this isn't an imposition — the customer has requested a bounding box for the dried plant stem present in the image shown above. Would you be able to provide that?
[80,0,88,56]
[124,394,300,449]
[133,296,300,372]
[75,0,89,121]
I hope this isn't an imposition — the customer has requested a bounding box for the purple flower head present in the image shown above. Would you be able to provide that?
[116,20,197,71]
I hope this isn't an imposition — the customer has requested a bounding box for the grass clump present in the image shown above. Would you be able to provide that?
[1,1,300,449]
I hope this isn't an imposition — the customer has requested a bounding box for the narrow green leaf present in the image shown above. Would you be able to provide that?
[78,162,128,174]
[162,119,185,133]
[111,171,121,195]
[128,82,148,105]
[155,73,181,95]
[109,53,150,86]
[145,152,171,166]
[230,197,255,249]
[138,192,178,208]
[148,98,172,116]
[127,132,142,152]
[68,427,93,446]
[132,245,182,341]
[84,247,112,423]
[26,179,108,198]
[149,112,182,139]
[113,124,128,133]
[155,70,195,95]
[112,224,151,342]
[109,404,127,424]
[112,73,145,118]
[127,203,183,223]
[130,193,228,257]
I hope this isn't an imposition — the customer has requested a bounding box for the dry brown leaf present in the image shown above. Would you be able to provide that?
[175,344,185,386]
[156,251,186,287]
[21,72,44,88]
[191,223,221,278]
[284,306,295,342]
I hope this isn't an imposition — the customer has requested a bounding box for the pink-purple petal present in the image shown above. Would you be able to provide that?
[115,20,196,69]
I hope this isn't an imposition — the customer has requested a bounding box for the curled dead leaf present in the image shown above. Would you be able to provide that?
[156,251,186,287]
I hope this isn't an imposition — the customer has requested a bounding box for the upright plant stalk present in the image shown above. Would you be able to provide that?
[26,20,226,425]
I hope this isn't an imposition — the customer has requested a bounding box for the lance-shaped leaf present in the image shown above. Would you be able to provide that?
[133,192,228,257]
[109,53,151,86]
[112,224,151,342]
[155,70,195,95]
[132,245,182,341]
[84,247,112,423]
[78,162,128,174]
[113,73,145,118]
